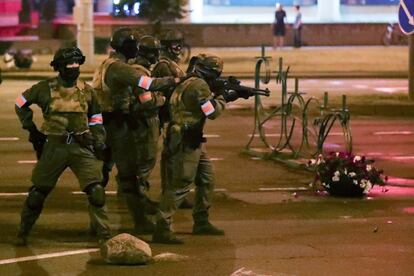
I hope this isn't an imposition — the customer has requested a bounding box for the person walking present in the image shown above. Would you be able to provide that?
[15,47,111,246]
[272,3,287,49]
[293,5,302,48]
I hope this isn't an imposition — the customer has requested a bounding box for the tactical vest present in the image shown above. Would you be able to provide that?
[170,76,204,126]
[157,57,185,78]
[41,78,90,135]
[92,57,117,112]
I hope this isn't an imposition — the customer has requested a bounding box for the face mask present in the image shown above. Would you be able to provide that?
[146,50,159,64]
[59,67,80,83]
[119,40,138,59]
[170,42,182,56]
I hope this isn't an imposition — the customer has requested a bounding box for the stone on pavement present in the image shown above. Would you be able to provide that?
[101,233,152,265]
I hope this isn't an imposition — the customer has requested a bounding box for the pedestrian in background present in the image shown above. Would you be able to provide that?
[272,3,286,49]
[293,5,303,48]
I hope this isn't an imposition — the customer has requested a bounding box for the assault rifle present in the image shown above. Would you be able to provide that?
[210,76,270,100]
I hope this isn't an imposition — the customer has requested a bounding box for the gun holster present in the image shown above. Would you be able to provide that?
[182,123,206,150]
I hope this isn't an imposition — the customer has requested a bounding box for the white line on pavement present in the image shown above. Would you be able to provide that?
[0,192,28,196]
[248,133,281,137]
[373,131,413,135]
[17,160,37,164]
[0,248,99,265]
[0,137,19,141]
[209,157,224,161]
[204,134,220,138]
[259,187,308,191]
[72,191,117,195]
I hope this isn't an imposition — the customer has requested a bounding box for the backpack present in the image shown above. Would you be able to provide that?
[91,58,117,112]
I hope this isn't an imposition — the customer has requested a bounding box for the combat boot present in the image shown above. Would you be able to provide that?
[134,218,155,235]
[15,231,28,246]
[192,221,225,235]
[152,229,184,244]
[152,220,184,244]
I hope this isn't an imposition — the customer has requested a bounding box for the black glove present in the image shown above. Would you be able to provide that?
[222,90,239,102]
[93,144,111,162]
[28,125,47,159]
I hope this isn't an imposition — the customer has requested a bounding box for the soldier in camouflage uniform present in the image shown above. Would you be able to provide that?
[152,53,234,244]
[152,29,193,209]
[129,35,164,200]
[92,27,181,234]
[15,47,111,246]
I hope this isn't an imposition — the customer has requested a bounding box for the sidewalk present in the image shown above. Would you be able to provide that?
[1,46,413,116]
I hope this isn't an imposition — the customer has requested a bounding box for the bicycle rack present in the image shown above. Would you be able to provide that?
[245,45,353,168]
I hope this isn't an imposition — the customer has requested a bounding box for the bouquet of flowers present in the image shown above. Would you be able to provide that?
[309,152,386,196]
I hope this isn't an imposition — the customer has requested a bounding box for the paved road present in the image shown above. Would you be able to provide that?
[0,80,413,275]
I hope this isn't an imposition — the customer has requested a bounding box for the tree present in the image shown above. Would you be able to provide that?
[138,0,189,35]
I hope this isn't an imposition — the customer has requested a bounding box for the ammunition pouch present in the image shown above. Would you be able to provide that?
[182,123,206,150]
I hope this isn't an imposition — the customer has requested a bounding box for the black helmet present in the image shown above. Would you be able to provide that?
[160,29,184,59]
[160,29,184,44]
[110,27,137,50]
[50,47,85,71]
[138,35,161,64]
[193,53,223,80]
[110,27,138,59]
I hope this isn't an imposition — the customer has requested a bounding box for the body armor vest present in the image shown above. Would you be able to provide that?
[41,78,90,135]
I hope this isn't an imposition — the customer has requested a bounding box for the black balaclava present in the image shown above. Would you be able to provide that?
[118,39,138,60]
[58,62,80,86]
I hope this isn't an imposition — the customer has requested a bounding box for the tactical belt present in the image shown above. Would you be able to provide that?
[47,134,80,144]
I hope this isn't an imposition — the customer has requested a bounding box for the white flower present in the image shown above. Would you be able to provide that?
[366,165,372,171]
[353,180,359,185]
[348,172,356,177]
[344,168,348,175]
[353,156,361,162]
[335,152,340,157]
[332,176,340,182]
[334,171,340,177]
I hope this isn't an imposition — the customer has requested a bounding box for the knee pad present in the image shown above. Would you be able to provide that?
[85,183,105,208]
[26,186,50,210]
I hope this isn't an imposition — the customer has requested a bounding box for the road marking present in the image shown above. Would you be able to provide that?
[189,188,227,192]
[373,131,413,135]
[259,187,308,191]
[385,156,414,161]
[353,84,368,89]
[0,192,28,196]
[248,133,280,137]
[0,248,99,265]
[329,80,344,86]
[328,132,345,136]
[18,160,37,164]
[374,87,407,93]
[209,157,224,161]
[0,137,19,141]
[204,134,220,138]
[72,191,117,195]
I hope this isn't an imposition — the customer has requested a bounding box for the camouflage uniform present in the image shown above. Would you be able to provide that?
[15,75,111,244]
[130,55,165,194]
[153,53,227,244]
[152,52,193,209]
[95,49,176,233]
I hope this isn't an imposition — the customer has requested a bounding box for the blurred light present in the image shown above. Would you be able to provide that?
[113,0,120,4]
[133,3,140,14]
[123,4,129,11]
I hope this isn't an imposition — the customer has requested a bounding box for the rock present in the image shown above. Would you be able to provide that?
[153,252,190,262]
[101,233,152,265]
